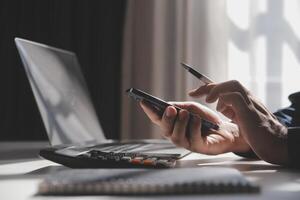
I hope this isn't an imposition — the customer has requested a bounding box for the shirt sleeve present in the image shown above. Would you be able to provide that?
[287,127,300,167]
[274,92,300,167]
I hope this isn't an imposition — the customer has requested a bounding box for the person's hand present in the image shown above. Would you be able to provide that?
[140,101,251,155]
[189,80,289,165]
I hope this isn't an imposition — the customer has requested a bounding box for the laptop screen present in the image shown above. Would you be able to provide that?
[15,38,107,146]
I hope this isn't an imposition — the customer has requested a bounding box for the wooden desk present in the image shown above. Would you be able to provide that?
[0,142,300,200]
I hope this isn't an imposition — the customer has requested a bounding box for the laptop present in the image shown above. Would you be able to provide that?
[15,38,189,168]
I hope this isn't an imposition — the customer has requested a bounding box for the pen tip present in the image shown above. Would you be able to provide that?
[180,62,190,70]
[180,62,186,66]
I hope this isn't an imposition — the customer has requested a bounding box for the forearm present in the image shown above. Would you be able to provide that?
[232,109,290,160]
[235,92,300,165]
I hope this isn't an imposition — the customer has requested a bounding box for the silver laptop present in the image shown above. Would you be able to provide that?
[15,38,189,168]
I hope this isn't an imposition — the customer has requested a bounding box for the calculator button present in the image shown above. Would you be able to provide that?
[130,159,141,164]
[130,157,144,164]
[121,156,131,161]
[156,159,175,167]
[143,159,156,166]
[114,156,121,161]
[134,157,144,160]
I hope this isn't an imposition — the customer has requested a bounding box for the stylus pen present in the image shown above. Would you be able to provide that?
[181,62,213,84]
[180,62,219,131]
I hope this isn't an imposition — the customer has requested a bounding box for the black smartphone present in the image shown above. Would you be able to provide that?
[126,88,219,131]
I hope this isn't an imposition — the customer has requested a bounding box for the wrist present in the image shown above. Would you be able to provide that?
[241,120,289,165]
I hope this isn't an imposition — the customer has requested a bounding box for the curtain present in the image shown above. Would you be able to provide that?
[121,0,186,139]
[121,0,300,139]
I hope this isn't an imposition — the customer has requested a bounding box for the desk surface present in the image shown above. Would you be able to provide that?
[0,142,300,200]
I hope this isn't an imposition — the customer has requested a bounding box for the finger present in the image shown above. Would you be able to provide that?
[249,96,270,116]
[188,115,203,152]
[170,101,221,124]
[216,100,227,113]
[161,106,177,137]
[204,80,269,118]
[170,110,190,148]
[188,83,216,97]
[140,101,162,125]
[206,80,251,104]
[218,92,253,123]
[221,107,235,119]
[216,100,236,119]
[168,101,191,110]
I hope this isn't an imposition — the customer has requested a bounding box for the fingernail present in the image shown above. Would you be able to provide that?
[188,89,197,94]
[179,110,188,121]
[206,96,213,103]
[189,91,202,97]
[166,107,173,117]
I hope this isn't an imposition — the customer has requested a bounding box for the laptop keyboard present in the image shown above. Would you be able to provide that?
[78,149,177,168]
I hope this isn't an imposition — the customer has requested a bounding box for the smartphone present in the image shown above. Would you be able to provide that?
[126,88,219,131]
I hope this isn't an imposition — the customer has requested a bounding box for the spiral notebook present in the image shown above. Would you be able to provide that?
[38,167,259,195]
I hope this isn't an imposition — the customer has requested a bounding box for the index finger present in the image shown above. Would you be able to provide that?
[188,83,217,97]
[169,101,221,124]
[206,80,251,104]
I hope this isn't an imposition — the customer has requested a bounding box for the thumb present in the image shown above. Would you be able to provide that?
[219,92,253,124]
[170,101,221,124]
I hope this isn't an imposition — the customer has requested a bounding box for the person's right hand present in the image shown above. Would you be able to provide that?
[140,101,251,155]
[189,80,289,165]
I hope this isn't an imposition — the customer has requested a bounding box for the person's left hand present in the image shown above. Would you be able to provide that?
[140,101,251,155]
